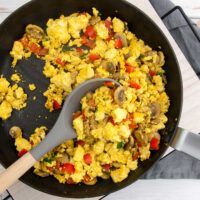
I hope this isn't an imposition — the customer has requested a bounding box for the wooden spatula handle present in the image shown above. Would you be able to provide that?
[0,152,36,193]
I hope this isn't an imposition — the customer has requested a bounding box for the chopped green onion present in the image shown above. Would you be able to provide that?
[62,45,74,52]
[80,53,88,59]
[157,71,164,76]
[43,157,52,163]
[117,141,125,149]
[138,54,145,59]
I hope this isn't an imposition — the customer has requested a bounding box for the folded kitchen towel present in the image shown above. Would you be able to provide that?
[150,0,200,78]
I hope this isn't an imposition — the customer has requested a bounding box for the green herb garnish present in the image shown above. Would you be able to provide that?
[43,157,52,163]
[157,71,164,76]
[138,54,145,59]
[117,141,125,149]
[80,53,88,59]
[62,45,74,52]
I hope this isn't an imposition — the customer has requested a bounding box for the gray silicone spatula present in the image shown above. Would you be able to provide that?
[0,78,120,193]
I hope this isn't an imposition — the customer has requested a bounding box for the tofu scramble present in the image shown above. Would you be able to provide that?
[7,8,169,184]
[0,76,27,120]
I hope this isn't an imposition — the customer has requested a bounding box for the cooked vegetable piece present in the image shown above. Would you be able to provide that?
[114,86,125,104]
[25,24,44,41]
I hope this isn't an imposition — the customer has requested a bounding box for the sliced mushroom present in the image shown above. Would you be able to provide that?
[151,118,161,125]
[145,50,158,57]
[83,177,97,185]
[124,136,134,150]
[89,16,101,25]
[103,115,109,125]
[9,126,22,138]
[56,153,69,164]
[25,24,44,41]
[156,51,165,66]
[114,86,126,105]
[114,33,128,47]
[112,162,121,168]
[70,71,78,83]
[149,102,161,119]
[112,72,121,80]
[101,172,110,180]
[35,170,49,177]
[124,52,132,59]
[89,115,98,129]
[134,130,148,146]
[83,120,90,135]
[101,60,116,74]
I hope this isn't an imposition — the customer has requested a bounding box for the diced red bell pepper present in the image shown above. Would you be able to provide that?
[18,149,28,157]
[89,54,101,61]
[103,164,111,172]
[84,153,92,165]
[46,166,53,172]
[129,82,141,90]
[76,47,84,54]
[137,142,142,148]
[123,113,133,122]
[66,177,76,184]
[115,38,123,49]
[105,19,112,31]
[56,162,61,170]
[129,123,138,129]
[83,174,91,182]
[88,98,96,107]
[29,43,40,54]
[20,37,29,48]
[109,117,116,125]
[150,137,160,150]
[132,152,139,161]
[82,109,87,121]
[62,163,75,174]
[85,25,97,39]
[30,141,34,146]
[149,70,156,77]
[86,40,96,49]
[55,58,66,67]
[72,111,82,120]
[125,63,134,73]
[76,140,85,147]
[53,100,61,110]
[106,31,114,42]
[104,81,115,88]
[81,35,88,45]
[38,47,48,56]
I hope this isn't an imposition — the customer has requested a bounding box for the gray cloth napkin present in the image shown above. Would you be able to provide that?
[150,0,200,77]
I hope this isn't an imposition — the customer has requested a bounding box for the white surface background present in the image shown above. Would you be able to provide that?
[0,0,200,200]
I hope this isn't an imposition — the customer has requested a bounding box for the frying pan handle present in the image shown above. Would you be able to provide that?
[171,127,200,160]
[0,152,36,194]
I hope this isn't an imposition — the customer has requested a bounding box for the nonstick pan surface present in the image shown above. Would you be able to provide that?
[0,0,182,198]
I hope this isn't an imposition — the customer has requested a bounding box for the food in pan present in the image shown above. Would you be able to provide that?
[8,8,169,184]
[0,76,27,120]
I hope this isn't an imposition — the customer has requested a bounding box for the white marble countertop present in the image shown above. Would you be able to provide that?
[1,0,200,200]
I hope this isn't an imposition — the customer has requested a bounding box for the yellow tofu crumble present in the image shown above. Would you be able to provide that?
[28,83,36,91]
[8,7,170,185]
[11,73,21,83]
[0,76,27,120]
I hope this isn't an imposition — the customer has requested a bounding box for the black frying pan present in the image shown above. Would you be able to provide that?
[0,0,183,198]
